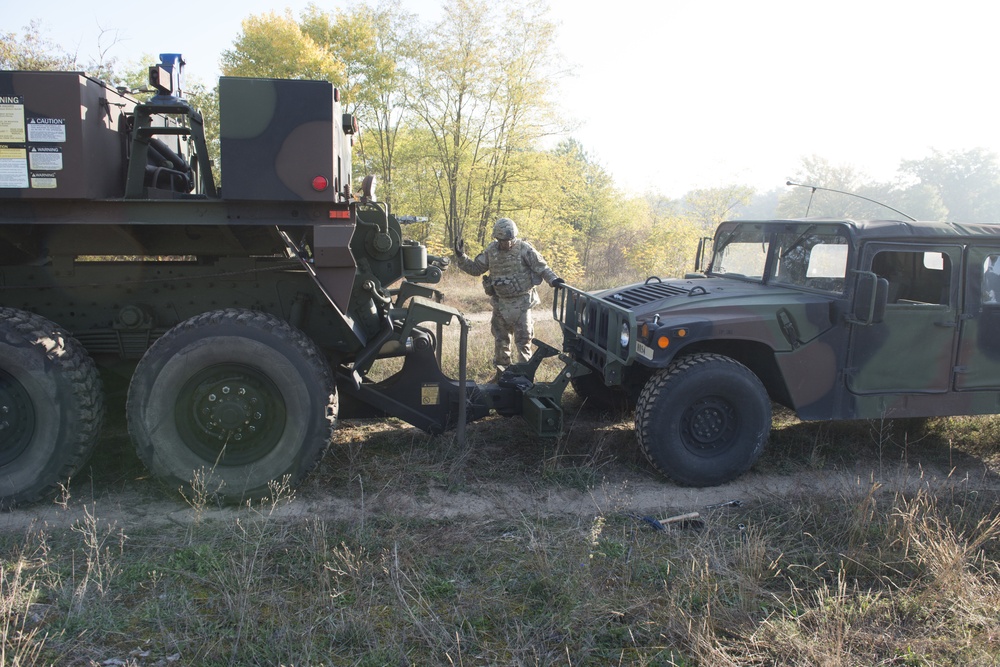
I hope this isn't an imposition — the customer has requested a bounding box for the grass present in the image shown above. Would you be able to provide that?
[8,404,1000,665]
[4,458,1000,665]
[4,270,1000,664]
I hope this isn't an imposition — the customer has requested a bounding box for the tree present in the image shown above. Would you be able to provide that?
[778,156,894,219]
[411,0,562,247]
[900,148,1000,222]
[220,11,344,82]
[0,21,74,70]
[549,139,618,274]
[684,184,755,230]
[779,155,949,221]
[411,0,496,247]
[473,0,563,234]
[300,1,418,212]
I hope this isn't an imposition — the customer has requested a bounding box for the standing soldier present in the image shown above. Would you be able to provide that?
[454,218,564,370]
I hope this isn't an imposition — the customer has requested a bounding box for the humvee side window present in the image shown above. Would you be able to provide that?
[983,255,1000,305]
[772,228,849,293]
[872,250,951,305]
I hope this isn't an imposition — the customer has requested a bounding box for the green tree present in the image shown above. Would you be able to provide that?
[626,199,701,282]
[411,0,496,246]
[300,1,418,211]
[900,148,1000,222]
[780,155,948,221]
[412,0,562,247]
[220,11,344,82]
[779,156,887,219]
[550,140,618,274]
[684,184,755,231]
[0,21,74,70]
[473,0,562,234]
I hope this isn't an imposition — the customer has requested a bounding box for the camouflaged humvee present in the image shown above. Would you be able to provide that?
[554,218,1000,487]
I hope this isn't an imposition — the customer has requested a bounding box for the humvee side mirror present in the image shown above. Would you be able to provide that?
[848,270,888,325]
[694,236,713,273]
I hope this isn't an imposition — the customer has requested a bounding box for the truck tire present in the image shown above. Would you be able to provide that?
[127,309,337,501]
[635,353,770,487]
[0,308,104,509]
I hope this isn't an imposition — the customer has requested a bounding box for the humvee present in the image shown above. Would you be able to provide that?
[554,218,1000,486]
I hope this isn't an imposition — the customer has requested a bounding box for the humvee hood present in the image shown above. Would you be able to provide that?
[591,277,834,311]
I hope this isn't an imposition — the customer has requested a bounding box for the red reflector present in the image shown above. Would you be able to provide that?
[312,176,329,191]
[329,210,351,219]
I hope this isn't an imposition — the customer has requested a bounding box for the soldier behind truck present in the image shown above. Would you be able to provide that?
[453,217,564,369]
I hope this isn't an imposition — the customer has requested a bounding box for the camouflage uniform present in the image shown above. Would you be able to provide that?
[454,219,560,367]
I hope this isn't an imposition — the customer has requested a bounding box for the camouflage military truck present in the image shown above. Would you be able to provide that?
[555,217,1000,486]
[0,55,581,508]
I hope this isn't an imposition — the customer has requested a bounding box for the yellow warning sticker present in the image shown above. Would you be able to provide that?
[0,103,25,143]
[421,383,440,406]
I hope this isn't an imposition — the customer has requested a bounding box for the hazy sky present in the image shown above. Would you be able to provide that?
[7,0,998,197]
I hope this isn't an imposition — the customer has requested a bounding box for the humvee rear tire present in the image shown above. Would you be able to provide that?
[127,309,337,502]
[635,353,770,487]
[0,308,104,509]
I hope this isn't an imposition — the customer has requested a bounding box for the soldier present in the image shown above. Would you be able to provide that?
[454,217,564,369]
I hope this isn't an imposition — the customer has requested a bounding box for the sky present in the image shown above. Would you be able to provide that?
[7,0,999,198]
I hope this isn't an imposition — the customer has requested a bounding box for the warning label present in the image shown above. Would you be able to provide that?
[0,145,29,188]
[0,100,26,143]
[26,117,66,143]
[30,172,58,189]
[28,146,63,171]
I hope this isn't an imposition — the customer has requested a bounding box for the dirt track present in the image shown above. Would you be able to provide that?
[3,444,994,535]
[3,307,998,534]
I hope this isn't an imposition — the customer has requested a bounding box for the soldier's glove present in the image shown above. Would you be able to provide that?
[454,237,466,256]
[551,277,565,287]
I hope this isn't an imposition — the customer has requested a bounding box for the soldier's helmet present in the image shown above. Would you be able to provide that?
[492,218,518,241]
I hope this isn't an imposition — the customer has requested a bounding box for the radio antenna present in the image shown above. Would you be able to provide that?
[785,181,916,221]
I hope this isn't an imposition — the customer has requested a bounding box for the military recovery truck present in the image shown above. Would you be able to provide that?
[556,216,1000,487]
[0,55,582,508]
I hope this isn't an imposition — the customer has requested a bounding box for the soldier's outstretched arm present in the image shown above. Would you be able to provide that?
[454,248,490,276]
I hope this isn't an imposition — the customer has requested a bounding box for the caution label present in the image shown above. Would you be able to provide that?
[26,117,66,143]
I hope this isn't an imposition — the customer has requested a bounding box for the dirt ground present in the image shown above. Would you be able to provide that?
[4,310,999,535]
[3,414,996,536]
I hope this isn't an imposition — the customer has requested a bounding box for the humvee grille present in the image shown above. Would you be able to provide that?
[603,282,690,307]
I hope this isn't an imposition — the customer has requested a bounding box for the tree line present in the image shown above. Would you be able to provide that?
[6,1,1000,289]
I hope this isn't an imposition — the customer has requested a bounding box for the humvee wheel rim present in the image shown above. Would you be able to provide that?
[175,363,287,466]
[0,369,35,466]
[680,396,738,456]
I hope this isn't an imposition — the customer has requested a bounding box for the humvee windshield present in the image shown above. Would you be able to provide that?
[712,223,849,294]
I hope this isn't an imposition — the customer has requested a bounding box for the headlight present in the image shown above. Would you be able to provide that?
[620,322,630,348]
[580,305,590,327]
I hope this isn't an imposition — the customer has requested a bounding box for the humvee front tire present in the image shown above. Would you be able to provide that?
[635,353,770,487]
[0,308,104,509]
[127,309,337,502]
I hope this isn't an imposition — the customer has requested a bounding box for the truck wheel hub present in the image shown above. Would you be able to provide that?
[176,364,287,464]
[0,370,35,465]
[682,397,737,451]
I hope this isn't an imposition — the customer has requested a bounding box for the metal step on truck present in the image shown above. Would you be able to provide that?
[0,54,586,508]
